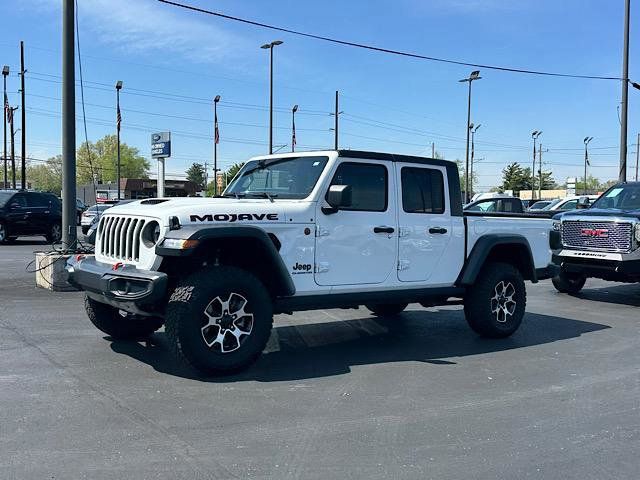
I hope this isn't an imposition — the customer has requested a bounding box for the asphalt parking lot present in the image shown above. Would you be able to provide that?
[1,236,639,480]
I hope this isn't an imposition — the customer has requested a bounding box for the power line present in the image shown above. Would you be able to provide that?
[157,0,623,81]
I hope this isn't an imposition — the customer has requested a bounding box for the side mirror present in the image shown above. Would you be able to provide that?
[576,197,591,209]
[322,185,352,214]
[9,202,20,210]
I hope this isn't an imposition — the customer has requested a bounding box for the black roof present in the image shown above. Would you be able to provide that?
[337,150,456,168]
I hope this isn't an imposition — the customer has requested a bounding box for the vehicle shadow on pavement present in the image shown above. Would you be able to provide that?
[574,283,640,307]
[108,308,609,382]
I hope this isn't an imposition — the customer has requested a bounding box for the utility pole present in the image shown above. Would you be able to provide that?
[459,70,481,203]
[431,142,435,158]
[632,133,640,182]
[531,131,542,200]
[470,124,481,198]
[619,0,630,182]
[334,90,339,150]
[538,145,548,200]
[19,41,26,189]
[213,95,220,195]
[2,65,8,189]
[9,106,17,189]
[115,80,122,199]
[62,0,77,250]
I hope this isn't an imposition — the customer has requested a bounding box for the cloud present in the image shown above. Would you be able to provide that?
[33,0,248,65]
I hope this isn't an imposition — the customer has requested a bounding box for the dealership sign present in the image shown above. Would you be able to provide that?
[151,132,171,158]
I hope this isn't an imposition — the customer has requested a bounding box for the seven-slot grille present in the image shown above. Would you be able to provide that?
[98,215,147,261]
[561,220,633,253]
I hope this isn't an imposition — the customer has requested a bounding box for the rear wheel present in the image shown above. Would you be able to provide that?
[552,271,586,294]
[84,295,163,339]
[165,266,273,375]
[46,223,62,244]
[0,221,9,244]
[464,262,526,338]
[365,303,408,317]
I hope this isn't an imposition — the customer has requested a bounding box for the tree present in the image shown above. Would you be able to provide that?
[27,156,63,195]
[575,175,601,193]
[501,162,529,193]
[186,163,206,190]
[455,159,478,196]
[226,162,245,182]
[76,135,149,184]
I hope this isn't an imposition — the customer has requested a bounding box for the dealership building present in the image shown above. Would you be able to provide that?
[77,178,199,204]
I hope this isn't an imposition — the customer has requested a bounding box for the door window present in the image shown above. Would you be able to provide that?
[560,200,578,210]
[401,167,445,214]
[11,194,27,208]
[328,162,387,211]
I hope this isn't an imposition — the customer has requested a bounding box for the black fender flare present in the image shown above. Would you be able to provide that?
[457,234,536,285]
[156,225,295,296]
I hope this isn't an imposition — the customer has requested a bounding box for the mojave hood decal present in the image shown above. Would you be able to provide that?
[190,213,279,222]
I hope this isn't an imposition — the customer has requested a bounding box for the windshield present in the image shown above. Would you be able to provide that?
[0,191,14,207]
[592,184,640,210]
[541,198,562,210]
[225,156,329,199]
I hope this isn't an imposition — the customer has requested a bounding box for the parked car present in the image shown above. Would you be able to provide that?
[0,190,62,244]
[67,149,554,375]
[528,200,554,211]
[76,199,88,225]
[550,182,640,293]
[541,195,599,212]
[80,204,112,235]
[84,200,135,244]
[464,195,524,213]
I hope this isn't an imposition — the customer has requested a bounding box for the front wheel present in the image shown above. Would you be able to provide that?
[365,303,408,317]
[84,295,163,339]
[463,262,526,338]
[165,266,273,375]
[552,271,586,294]
[0,221,9,244]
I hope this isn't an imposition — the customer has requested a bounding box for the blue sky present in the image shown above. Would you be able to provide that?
[1,0,638,190]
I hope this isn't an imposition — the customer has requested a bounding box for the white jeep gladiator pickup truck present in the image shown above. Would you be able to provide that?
[67,150,555,374]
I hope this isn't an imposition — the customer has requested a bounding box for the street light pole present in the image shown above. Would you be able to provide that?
[584,136,593,194]
[291,104,298,152]
[213,94,220,196]
[261,40,283,155]
[470,123,481,198]
[2,65,8,190]
[62,0,77,250]
[531,131,542,200]
[619,0,630,182]
[20,41,26,190]
[115,80,122,199]
[459,70,481,203]
[9,107,17,189]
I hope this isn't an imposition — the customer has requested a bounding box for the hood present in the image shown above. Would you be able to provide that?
[556,208,640,220]
[104,197,310,226]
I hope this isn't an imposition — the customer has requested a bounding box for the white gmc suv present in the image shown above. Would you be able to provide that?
[67,150,556,374]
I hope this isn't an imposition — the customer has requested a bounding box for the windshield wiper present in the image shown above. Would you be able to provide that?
[241,157,296,176]
[245,192,277,202]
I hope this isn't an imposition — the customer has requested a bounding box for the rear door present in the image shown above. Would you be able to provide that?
[26,193,51,234]
[314,160,397,286]
[396,163,464,284]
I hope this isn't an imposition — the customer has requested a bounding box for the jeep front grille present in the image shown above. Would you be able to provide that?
[561,220,633,253]
[98,215,147,261]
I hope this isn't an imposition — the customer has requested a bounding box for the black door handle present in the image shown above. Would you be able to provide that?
[429,227,448,234]
[374,226,395,234]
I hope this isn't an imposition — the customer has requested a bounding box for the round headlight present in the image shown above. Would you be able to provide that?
[141,221,161,247]
[634,223,640,243]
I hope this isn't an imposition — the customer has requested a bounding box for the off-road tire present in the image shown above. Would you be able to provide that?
[165,266,273,375]
[46,223,62,244]
[463,262,526,338]
[552,271,586,294]
[365,303,408,317]
[84,295,164,339]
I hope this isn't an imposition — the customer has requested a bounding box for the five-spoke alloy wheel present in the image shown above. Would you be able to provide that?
[202,293,254,353]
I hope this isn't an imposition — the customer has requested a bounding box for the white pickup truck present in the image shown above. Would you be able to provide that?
[67,150,555,374]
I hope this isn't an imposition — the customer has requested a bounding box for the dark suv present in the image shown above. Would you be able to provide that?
[0,191,62,244]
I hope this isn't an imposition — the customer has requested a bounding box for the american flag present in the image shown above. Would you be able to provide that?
[214,111,220,144]
[116,104,121,131]
[292,116,296,149]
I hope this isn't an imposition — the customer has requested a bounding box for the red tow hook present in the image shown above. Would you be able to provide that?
[112,262,124,271]
[75,254,86,262]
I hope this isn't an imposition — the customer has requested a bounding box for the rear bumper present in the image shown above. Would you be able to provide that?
[66,256,168,316]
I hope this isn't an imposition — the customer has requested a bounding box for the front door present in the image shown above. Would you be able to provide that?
[395,163,461,284]
[314,160,397,286]
[6,193,31,235]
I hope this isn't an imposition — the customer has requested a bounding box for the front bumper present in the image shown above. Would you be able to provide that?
[66,255,168,316]
[551,251,640,282]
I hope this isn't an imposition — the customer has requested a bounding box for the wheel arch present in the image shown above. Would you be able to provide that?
[457,234,536,286]
[157,225,295,297]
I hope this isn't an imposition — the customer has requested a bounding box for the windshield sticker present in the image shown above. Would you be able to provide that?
[312,161,320,167]
[606,188,623,198]
[190,213,278,222]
